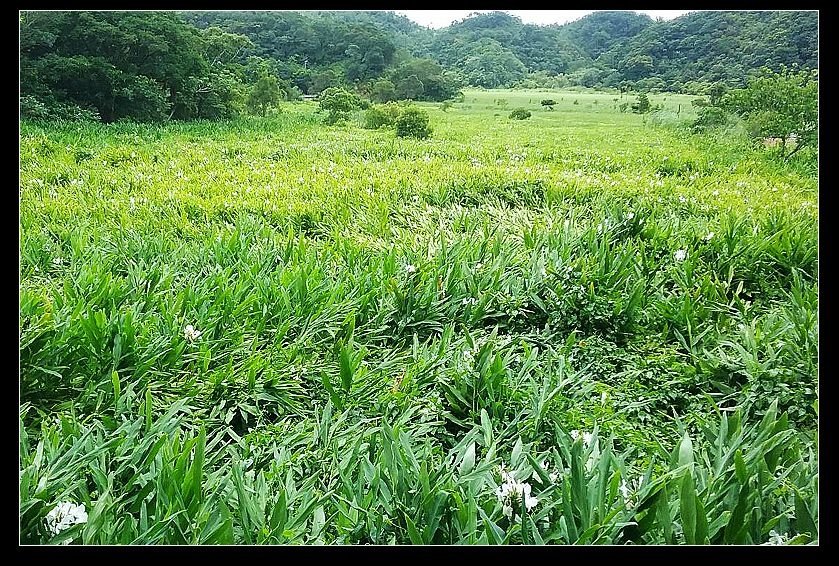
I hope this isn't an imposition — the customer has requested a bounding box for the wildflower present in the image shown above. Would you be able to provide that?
[712,189,720,196]
[461,297,478,306]
[626,211,635,220]
[570,430,593,445]
[678,196,687,203]
[703,232,715,241]
[52,257,64,266]
[496,467,538,519]
[405,264,417,274]
[674,249,687,262]
[45,501,88,536]
[475,262,484,270]
[762,530,789,546]
[184,324,202,342]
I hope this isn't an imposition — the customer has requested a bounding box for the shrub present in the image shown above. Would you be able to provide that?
[509,108,531,120]
[364,103,403,129]
[692,106,730,132]
[20,95,100,122]
[395,107,432,139]
[540,99,557,110]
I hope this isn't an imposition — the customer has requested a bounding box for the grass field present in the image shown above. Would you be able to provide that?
[20,88,818,544]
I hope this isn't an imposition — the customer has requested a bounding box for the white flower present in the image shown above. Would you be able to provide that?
[570,430,593,445]
[405,264,417,274]
[52,257,64,266]
[762,530,789,545]
[626,211,635,220]
[496,466,539,519]
[475,262,484,270]
[712,190,720,196]
[45,501,88,536]
[678,196,687,203]
[674,249,687,262]
[184,324,202,342]
[461,297,478,306]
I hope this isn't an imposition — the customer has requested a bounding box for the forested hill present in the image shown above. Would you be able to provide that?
[184,10,818,92]
[20,10,818,122]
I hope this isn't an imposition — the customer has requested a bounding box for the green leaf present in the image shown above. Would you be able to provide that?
[678,432,694,467]
[680,471,697,544]
[459,442,476,475]
[794,493,817,537]
[405,514,423,545]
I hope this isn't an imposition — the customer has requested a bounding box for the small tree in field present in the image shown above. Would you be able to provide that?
[395,107,432,139]
[246,74,281,117]
[631,93,651,114]
[319,87,362,124]
[722,67,817,160]
[540,99,556,110]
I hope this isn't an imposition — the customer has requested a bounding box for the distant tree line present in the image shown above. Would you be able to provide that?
[20,10,818,123]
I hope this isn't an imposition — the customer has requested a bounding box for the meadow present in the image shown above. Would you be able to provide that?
[19,88,818,544]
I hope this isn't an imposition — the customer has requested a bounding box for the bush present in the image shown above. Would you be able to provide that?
[692,106,730,132]
[395,107,432,139]
[509,108,531,120]
[540,99,557,110]
[364,103,403,129]
[20,95,101,122]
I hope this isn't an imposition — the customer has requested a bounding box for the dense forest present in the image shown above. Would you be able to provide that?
[20,10,818,122]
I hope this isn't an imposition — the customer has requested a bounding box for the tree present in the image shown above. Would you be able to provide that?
[319,86,362,124]
[706,83,727,106]
[246,74,281,117]
[369,78,396,102]
[396,74,424,100]
[722,67,817,160]
[631,93,651,114]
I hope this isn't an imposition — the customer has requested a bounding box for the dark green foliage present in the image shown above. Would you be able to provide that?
[540,99,556,110]
[389,59,461,102]
[369,78,397,103]
[395,107,431,139]
[603,11,818,92]
[631,93,651,114]
[509,108,531,120]
[20,11,248,122]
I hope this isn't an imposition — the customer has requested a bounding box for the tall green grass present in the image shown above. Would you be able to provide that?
[20,89,817,544]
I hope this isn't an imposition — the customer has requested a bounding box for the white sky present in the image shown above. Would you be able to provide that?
[396,10,693,29]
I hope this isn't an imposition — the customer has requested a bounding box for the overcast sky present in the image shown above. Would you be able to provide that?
[396,10,693,29]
